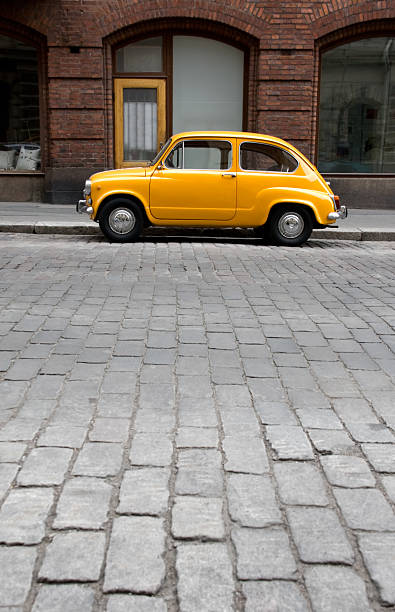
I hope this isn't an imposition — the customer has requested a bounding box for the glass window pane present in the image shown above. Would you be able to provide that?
[0,34,40,171]
[123,88,157,160]
[318,37,395,173]
[166,140,231,170]
[116,37,163,73]
[172,36,244,132]
[240,142,298,172]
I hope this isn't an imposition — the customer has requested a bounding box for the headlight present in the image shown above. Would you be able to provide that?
[83,179,91,197]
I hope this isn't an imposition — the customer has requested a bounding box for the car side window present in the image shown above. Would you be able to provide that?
[240,142,298,173]
[165,140,231,170]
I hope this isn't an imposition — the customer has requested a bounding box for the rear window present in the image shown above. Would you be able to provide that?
[240,142,298,173]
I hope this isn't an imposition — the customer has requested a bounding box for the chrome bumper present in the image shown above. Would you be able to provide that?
[328,205,348,220]
[76,199,93,215]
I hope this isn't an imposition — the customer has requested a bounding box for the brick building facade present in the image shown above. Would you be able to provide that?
[0,0,395,206]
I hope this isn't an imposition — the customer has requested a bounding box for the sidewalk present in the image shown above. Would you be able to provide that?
[1,202,395,240]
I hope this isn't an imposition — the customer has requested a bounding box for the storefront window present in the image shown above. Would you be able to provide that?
[318,37,395,173]
[0,34,41,171]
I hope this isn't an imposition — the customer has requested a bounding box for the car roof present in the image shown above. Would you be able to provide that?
[171,131,297,151]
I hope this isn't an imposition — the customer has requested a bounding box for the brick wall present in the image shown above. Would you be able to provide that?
[0,0,395,200]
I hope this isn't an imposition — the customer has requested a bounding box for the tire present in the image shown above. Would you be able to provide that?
[267,206,312,246]
[98,199,143,243]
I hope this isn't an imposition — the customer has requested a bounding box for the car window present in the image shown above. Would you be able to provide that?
[165,140,231,170]
[240,142,298,172]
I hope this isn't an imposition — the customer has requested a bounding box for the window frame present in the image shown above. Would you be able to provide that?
[164,138,233,171]
[238,141,299,174]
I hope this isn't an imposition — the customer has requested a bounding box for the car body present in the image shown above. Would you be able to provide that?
[77,131,347,246]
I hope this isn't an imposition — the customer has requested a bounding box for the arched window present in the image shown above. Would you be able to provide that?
[113,35,245,167]
[318,37,395,173]
[0,34,41,171]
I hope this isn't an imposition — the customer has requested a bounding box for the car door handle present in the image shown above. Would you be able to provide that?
[222,173,236,178]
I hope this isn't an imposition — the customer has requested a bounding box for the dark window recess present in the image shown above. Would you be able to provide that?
[0,34,41,171]
[240,142,298,172]
[318,37,395,174]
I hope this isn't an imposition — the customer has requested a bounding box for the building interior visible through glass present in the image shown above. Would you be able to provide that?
[318,37,395,173]
[0,35,41,172]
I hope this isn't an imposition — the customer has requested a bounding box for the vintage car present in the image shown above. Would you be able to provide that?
[77,131,347,246]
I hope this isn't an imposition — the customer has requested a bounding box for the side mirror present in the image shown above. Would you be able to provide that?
[156,163,165,171]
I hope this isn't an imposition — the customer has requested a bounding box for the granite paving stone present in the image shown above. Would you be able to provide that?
[0,487,54,544]
[39,532,106,582]
[296,407,343,430]
[106,595,167,612]
[223,435,269,474]
[32,585,95,612]
[287,507,354,564]
[17,446,72,486]
[304,566,371,612]
[242,581,309,612]
[274,462,329,506]
[172,496,224,540]
[176,449,222,496]
[176,427,218,448]
[72,442,123,477]
[0,546,37,607]
[130,433,173,466]
[320,455,376,488]
[358,533,395,605]
[118,467,170,516]
[308,428,356,454]
[227,473,282,527]
[104,516,166,593]
[0,441,26,462]
[266,425,314,460]
[89,417,130,443]
[346,422,395,443]
[54,477,113,529]
[333,488,395,531]
[176,543,234,612]
[232,526,297,580]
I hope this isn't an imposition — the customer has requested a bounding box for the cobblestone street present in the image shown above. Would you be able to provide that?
[0,232,394,611]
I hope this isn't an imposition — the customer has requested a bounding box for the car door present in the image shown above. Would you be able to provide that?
[149,137,237,221]
[236,139,302,222]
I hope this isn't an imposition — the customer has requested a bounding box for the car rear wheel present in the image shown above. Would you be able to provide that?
[99,199,143,243]
[267,206,312,246]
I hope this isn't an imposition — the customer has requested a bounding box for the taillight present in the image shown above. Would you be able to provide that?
[334,195,340,211]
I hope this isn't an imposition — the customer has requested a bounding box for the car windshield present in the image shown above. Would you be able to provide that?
[148,138,172,166]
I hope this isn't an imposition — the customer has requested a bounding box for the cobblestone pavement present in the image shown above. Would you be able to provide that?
[0,233,394,611]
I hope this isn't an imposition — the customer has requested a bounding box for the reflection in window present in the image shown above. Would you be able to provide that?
[318,37,395,173]
[116,37,163,73]
[240,142,298,172]
[166,140,231,170]
[0,34,40,171]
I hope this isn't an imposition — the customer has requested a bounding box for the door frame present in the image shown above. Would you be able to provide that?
[114,78,166,168]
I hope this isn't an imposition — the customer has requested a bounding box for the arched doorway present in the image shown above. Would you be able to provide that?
[113,33,246,167]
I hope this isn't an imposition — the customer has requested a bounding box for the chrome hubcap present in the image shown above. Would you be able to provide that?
[278,212,304,238]
[108,208,135,234]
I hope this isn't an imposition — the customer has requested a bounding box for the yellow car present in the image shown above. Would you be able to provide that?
[77,131,347,246]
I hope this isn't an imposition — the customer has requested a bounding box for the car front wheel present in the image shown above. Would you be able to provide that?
[99,199,143,243]
[267,206,312,246]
